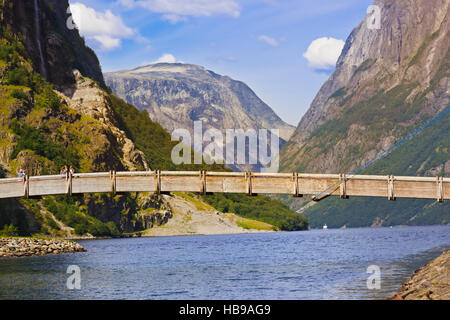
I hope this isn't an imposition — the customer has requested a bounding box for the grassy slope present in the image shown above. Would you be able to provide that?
[202,193,308,231]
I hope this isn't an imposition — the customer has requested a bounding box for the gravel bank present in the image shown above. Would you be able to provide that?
[0,238,87,258]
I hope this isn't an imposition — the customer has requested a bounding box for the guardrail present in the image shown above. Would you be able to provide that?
[0,171,448,202]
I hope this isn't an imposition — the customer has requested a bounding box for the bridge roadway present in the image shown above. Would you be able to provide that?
[0,171,447,202]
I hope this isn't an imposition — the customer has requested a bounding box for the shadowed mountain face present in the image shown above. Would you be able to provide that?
[105,64,295,171]
[0,0,105,93]
[278,0,449,228]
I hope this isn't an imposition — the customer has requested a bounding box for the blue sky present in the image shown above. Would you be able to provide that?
[69,0,373,126]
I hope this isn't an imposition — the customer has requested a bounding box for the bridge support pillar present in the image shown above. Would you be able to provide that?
[110,170,116,195]
[388,175,396,201]
[246,172,255,196]
[155,170,161,195]
[23,175,29,199]
[199,170,207,195]
[66,172,73,196]
[340,174,349,199]
[437,176,444,203]
[292,173,303,197]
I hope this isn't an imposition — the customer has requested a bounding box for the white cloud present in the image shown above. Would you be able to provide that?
[116,0,240,22]
[258,35,278,47]
[153,53,177,64]
[147,53,184,64]
[69,3,142,50]
[303,37,345,70]
[92,35,122,50]
[162,14,188,23]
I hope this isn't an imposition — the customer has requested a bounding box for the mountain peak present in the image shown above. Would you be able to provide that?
[128,63,206,74]
[105,64,295,143]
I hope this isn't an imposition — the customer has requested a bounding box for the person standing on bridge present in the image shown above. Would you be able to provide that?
[17,168,25,180]
[60,166,67,175]
[69,166,75,175]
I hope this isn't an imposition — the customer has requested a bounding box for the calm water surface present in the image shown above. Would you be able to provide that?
[0,225,449,300]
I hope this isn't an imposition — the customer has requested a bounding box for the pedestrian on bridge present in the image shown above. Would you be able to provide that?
[17,168,25,180]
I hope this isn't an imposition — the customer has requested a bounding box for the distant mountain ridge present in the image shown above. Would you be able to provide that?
[105,63,294,141]
[104,63,295,171]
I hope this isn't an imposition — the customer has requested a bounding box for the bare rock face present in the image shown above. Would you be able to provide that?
[281,0,449,175]
[60,70,149,171]
[392,250,450,300]
[105,64,295,141]
[105,64,295,171]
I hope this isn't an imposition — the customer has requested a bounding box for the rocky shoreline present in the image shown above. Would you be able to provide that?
[392,250,450,300]
[0,238,87,258]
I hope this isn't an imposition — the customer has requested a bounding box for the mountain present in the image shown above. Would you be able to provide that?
[104,63,295,170]
[0,0,105,92]
[105,63,295,141]
[0,0,307,237]
[279,0,449,228]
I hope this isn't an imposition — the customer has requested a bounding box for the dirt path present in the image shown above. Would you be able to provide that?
[142,194,275,237]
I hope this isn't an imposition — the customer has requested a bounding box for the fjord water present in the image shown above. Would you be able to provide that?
[0,226,449,300]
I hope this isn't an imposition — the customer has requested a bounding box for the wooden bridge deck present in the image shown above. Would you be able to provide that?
[0,171,447,202]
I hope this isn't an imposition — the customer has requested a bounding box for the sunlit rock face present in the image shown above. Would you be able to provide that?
[105,63,295,171]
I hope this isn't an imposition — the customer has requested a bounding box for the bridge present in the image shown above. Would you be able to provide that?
[0,171,447,202]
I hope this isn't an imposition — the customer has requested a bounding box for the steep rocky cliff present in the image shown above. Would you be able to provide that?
[279,0,449,227]
[0,0,105,92]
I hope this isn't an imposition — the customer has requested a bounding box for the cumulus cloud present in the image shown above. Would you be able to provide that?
[257,35,278,47]
[153,53,177,64]
[145,53,184,65]
[92,35,122,50]
[116,0,240,22]
[70,2,140,50]
[303,37,345,70]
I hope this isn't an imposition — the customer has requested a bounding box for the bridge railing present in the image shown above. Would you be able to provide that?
[0,171,447,201]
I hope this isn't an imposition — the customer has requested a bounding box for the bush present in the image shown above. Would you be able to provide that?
[202,193,309,231]
[10,89,28,100]
[34,85,60,111]
[0,44,13,60]
[46,215,60,230]
[74,224,88,235]
[43,197,121,237]
[0,224,19,236]
[106,221,120,237]
[10,120,80,169]
[7,66,31,86]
